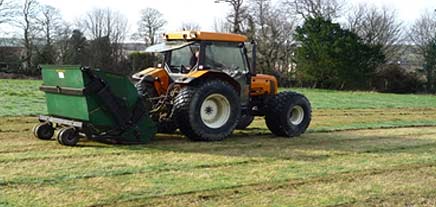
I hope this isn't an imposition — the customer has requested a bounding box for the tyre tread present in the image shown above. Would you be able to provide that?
[265,91,312,137]
[173,80,240,141]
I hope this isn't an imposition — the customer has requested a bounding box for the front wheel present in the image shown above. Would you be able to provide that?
[265,91,311,137]
[173,80,240,141]
[33,122,55,140]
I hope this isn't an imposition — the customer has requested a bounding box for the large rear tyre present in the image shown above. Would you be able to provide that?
[265,91,311,137]
[173,80,240,141]
[33,122,55,140]
[236,114,254,130]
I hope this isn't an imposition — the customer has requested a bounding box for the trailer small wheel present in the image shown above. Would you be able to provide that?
[57,127,79,146]
[32,122,55,140]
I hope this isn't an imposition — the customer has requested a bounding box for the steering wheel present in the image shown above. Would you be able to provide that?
[180,65,189,73]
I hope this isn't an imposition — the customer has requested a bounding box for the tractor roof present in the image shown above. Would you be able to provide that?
[163,31,248,43]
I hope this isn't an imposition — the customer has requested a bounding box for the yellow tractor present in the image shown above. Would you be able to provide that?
[133,31,311,141]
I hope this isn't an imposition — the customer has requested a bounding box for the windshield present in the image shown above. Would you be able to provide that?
[166,43,200,73]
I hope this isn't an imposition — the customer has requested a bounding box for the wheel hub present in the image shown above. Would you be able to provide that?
[289,105,305,125]
[205,107,213,114]
[200,94,231,129]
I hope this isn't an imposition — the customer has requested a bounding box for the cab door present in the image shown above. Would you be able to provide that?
[202,41,250,106]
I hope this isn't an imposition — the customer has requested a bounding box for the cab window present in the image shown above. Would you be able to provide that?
[204,42,248,72]
[165,43,200,73]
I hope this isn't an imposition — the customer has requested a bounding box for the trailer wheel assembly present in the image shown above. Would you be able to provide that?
[32,122,55,140]
[57,127,79,146]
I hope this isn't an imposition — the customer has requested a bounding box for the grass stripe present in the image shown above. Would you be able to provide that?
[94,162,436,207]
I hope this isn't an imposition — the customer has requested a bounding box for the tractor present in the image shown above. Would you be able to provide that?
[132,31,312,141]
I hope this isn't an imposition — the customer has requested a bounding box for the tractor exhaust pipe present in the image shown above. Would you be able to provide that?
[251,40,257,76]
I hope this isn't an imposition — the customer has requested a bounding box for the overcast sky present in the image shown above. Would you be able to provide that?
[2,0,436,38]
[37,0,232,33]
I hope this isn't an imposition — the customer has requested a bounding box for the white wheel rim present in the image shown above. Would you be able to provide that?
[289,105,305,125]
[200,94,231,129]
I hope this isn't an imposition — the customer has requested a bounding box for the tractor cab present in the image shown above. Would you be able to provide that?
[134,31,253,80]
[133,31,257,105]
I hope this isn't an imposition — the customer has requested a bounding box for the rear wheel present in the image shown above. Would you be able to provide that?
[173,80,240,141]
[32,122,54,140]
[265,91,311,137]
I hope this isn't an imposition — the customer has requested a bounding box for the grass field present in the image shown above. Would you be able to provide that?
[1,79,436,206]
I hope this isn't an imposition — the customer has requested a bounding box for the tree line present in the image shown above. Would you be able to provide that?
[216,0,436,92]
[0,0,170,75]
[1,0,436,93]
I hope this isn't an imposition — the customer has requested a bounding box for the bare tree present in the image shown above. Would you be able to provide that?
[410,11,436,92]
[16,0,40,72]
[347,4,403,60]
[409,11,436,54]
[32,4,64,64]
[111,12,128,63]
[79,8,128,67]
[249,0,296,75]
[213,17,232,33]
[38,5,62,46]
[284,0,344,20]
[136,8,166,46]
[79,8,127,41]
[54,22,72,64]
[250,0,271,36]
[0,0,17,25]
[214,0,248,33]
[180,22,201,31]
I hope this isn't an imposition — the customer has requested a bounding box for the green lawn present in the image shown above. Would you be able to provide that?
[2,79,436,206]
[1,117,436,206]
[2,79,436,117]
[289,88,436,109]
[0,79,46,116]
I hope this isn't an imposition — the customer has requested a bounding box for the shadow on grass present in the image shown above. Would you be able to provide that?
[105,127,436,162]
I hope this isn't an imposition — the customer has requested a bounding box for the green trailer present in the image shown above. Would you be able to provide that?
[33,65,157,146]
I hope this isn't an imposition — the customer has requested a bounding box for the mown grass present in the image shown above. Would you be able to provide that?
[1,117,436,206]
[0,79,46,116]
[2,79,436,206]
